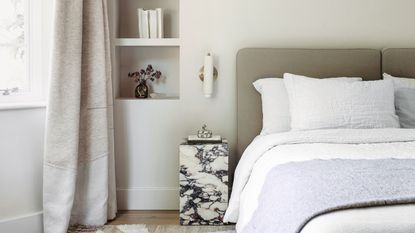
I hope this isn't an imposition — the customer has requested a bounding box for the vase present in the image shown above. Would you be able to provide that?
[135,81,149,98]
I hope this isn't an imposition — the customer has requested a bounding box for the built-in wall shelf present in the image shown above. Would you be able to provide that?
[115,38,181,47]
[117,46,180,99]
[110,0,182,211]
[113,0,180,99]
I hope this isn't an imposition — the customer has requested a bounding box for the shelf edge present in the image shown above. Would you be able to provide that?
[115,38,181,47]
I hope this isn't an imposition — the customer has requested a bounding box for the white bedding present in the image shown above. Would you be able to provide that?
[224,128,415,232]
[301,204,415,233]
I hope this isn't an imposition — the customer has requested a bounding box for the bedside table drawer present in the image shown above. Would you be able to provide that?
[179,143,229,225]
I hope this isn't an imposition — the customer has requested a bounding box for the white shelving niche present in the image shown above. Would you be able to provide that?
[114,0,180,100]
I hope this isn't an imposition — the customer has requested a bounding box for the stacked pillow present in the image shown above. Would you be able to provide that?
[254,73,405,134]
[284,73,399,131]
[253,78,290,135]
[254,75,362,134]
[383,73,415,128]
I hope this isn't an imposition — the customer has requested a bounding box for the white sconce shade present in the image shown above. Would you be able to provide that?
[198,53,218,98]
[203,53,214,98]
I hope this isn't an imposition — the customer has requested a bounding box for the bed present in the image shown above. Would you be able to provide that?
[224,48,415,233]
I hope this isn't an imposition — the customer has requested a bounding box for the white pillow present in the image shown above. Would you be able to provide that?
[384,73,415,88]
[383,73,415,128]
[284,73,400,131]
[253,78,290,135]
[253,75,362,135]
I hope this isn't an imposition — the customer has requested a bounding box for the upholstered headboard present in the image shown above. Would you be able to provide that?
[235,48,382,164]
[233,47,415,185]
[383,48,415,78]
[235,48,415,169]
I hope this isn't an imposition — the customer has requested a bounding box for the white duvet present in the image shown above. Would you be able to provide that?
[224,129,415,232]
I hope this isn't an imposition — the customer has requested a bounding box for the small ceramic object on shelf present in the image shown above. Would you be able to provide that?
[128,64,162,99]
[149,92,167,99]
[135,81,148,98]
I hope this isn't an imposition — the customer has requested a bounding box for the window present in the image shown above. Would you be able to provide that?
[0,0,46,106]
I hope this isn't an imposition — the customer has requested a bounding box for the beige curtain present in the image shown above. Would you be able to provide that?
[43,1,116,232]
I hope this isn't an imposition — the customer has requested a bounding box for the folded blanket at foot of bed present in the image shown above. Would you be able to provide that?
[241,159,415,233]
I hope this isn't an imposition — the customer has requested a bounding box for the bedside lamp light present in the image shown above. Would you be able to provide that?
[199,53,218,98]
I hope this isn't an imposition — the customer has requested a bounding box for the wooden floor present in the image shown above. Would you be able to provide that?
[107,210,235,233]
[108,210,180,225]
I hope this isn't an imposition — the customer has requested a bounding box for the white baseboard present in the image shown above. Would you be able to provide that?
[0,211,43,233]
[117,187,179,210]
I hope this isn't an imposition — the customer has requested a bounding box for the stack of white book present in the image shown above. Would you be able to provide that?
[138,8,164,39]
[187,135,222,143]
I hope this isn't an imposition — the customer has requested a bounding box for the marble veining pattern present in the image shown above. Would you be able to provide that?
[179,142,229,225]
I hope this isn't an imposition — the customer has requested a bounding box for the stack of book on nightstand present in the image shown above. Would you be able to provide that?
[138,8,164,38]
[187,135,222,144]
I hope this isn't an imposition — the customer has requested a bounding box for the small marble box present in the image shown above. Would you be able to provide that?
[179,141,229,225]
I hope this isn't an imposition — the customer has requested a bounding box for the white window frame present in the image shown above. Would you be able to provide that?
[0,0,47,109]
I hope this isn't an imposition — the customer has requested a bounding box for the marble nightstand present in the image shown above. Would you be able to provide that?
[179,141,229,225]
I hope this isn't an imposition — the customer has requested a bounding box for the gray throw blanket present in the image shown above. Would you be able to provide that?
[241,159,415,233]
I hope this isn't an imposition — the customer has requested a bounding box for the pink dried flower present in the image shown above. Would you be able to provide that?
[128,64,163,83]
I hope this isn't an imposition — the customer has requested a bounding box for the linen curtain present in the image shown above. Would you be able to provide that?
[43,0,116,232]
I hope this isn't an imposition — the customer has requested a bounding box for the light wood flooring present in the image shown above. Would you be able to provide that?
[108,210,180,225]
[107,210,235,232]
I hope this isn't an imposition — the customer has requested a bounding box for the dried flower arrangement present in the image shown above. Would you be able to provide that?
[128,64,162,84]
[128,64,162,98]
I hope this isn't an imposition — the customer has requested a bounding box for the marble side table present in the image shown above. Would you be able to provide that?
[179,140,229,225]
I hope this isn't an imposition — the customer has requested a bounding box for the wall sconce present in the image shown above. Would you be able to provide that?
[199,53,218,98]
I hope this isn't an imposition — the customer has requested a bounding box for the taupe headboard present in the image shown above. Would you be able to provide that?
[235,48,415,169]
[383,48,415,78]
[236,48,382,163]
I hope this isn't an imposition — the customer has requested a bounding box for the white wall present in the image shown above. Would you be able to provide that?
[0,108,45,218]
[0,1,52,232]
[114,0,415,209]
[0,108,45,232]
